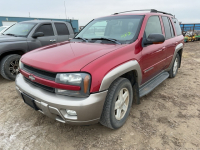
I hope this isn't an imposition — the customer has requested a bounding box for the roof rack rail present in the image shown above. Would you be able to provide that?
[113,9,173,16]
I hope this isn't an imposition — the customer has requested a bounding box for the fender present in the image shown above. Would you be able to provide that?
[166,43,183,71]
[99,60,142,91]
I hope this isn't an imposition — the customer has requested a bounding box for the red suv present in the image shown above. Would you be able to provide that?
[16,9,184,129]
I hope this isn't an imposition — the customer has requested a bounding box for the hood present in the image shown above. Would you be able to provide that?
[0,35,26,43]
[22,41,127,72]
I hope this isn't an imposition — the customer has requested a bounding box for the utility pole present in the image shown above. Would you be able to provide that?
[64,1,67,20]
[29,12,30,18]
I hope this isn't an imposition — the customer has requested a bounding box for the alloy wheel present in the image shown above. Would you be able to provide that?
[9,59,19,76]
[114,88,129,120]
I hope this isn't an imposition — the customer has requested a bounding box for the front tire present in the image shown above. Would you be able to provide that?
[0,54,21,80]
[169,53,180,78]
[100,78,133,129]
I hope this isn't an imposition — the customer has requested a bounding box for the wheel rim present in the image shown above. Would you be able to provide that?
[114,88,129,120]
[173,58,178,75]
[9,59,20,76]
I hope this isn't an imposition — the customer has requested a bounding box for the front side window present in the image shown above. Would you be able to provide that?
[55,23,69,35]
[3,23,36,37]
[35,24,54,36]
[75,15,144,44]
[145,16,162,38]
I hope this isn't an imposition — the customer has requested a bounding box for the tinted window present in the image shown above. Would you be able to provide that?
[145,16,162,38]
[168,18,175,37]
[36,24,54,36]
[173,19,182,36]
[55,23,69,35]
[162,17,172,39]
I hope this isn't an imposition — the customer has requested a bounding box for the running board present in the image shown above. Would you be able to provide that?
[139,72,169,97]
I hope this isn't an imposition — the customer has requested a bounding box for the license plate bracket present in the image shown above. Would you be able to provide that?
[22,93,39,110]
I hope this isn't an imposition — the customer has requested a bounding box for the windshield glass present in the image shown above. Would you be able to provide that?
[0,27,6,32]
[3,23,36,36]
[76,15,144,44]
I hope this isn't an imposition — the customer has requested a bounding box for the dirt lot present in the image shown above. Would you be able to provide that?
[0,42,200,150]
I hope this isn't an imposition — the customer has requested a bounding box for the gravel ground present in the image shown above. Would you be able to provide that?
[0,42,200,150]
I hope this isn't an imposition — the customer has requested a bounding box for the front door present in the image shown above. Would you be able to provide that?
[140,16,166,84]
[28,23,57,50]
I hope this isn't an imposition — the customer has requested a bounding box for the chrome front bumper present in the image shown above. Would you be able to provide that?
[15,74,108,125]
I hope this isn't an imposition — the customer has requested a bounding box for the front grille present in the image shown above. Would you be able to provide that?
[23,64,56,81]
[24,77,55,93]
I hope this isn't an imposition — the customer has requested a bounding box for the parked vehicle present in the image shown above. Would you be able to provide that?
[16,9,184,129]
[0,26,11,35]
[0,20,75,80]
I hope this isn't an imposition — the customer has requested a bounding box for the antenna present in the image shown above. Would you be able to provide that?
[64,1,67,19]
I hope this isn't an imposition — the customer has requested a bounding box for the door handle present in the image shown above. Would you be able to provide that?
[50,39,56,42]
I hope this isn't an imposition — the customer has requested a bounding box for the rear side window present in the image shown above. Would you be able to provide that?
[168,18,175,37]
[145,16,162,38]
[162,17,172,40]
[55,23,69,35]
[173,19,182,36]
[36,24,54,36]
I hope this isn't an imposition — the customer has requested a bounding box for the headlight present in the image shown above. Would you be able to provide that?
[55,73,91,97]
[19,58,23,69]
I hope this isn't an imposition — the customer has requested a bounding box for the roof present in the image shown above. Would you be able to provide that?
[19,20,70,23]
[181,23,200,25]
[95,12,173,20]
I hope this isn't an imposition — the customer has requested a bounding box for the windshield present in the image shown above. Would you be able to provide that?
[76,15,144,44]
[0,27,6,32]
[3,23,36,37]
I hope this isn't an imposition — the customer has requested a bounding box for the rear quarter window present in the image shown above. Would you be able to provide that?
[173,19,182,36]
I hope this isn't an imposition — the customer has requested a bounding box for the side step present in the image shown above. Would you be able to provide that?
[139,72,169,97]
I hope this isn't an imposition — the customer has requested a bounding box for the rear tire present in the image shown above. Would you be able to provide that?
[100,78,133,129]
[0,54,21,80]
[169,53,180,78]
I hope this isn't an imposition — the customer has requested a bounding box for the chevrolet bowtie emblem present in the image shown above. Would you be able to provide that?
[29,75,35,81]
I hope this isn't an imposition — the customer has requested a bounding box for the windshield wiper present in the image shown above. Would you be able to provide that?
[91,37,121,44]
[74,37,88,42]
[5,33,17,37]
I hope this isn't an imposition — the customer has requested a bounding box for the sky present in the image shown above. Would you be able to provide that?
[1,0,200,26]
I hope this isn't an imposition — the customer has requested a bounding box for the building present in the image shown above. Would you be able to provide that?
[180,23,200,33]
[0,16,79,33]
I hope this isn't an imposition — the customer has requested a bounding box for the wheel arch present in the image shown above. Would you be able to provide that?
[167,43,183,71]
[0,50,25,63]
[99,60,142,92]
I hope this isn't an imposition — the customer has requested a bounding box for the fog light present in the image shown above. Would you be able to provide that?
[67,110,77,116]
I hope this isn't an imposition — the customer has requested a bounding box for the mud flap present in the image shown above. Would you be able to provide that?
[133,81,140,104]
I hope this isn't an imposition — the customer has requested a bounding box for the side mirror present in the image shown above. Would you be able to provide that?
[144,34,165,45]
[32,32,44,38]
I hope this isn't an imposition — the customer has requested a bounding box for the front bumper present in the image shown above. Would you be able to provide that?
[15,74,108,125]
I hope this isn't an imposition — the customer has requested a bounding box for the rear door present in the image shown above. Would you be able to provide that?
[140,15,166,84]
[161,16,176,68]
[54,22,70,42]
